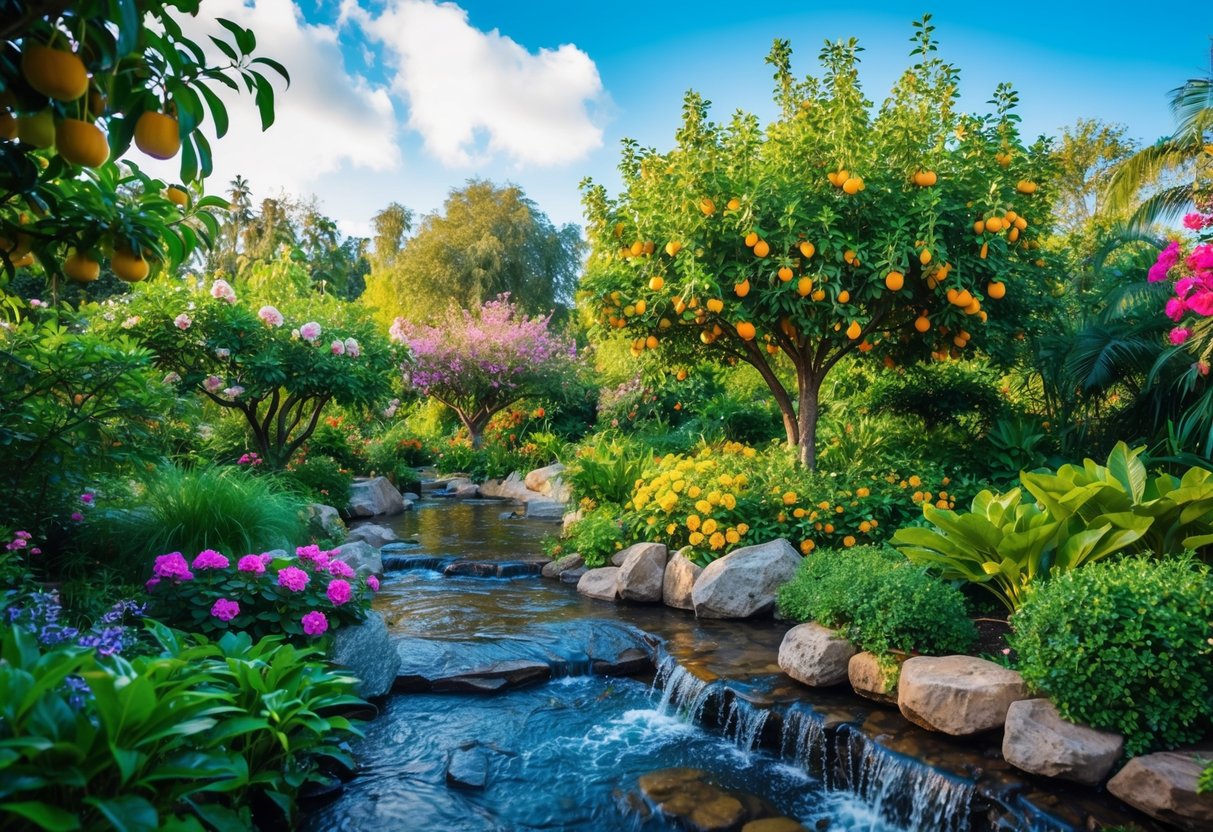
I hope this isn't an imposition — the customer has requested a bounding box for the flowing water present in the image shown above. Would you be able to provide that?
[305,500,1159,832]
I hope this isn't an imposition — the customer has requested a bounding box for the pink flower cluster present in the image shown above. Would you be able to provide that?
[210,279,237,304]
[150,552,194,585]
[302,610,328,636]
[174,313,192,330]
[278,566,310,592]
[210,598,240,622]
[5,530,40,556]
[237,452,263,466]
[258,305,284,327]
[1150,223,1213,357]
[238,553,271,573]
[192,549,230,570]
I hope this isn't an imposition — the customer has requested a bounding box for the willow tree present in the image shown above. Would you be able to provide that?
[580,17,1054,468]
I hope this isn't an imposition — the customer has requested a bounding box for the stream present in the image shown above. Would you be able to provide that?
[304,500,1159,832]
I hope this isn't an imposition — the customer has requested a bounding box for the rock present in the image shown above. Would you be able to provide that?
[545,475,572,503]
[1001,699,1124,786]
[401,492,420,502]
[345,523,398,549]
[1106,750,1213,831]
[638,768,756,832]
[450,483,480,499]
[524,462,565,493]
[663,553,703,610]
[848,651,901,705]
[429,659,551,693]
[495,560,546,578]
[691,538,801,619]
[561,509,583,534]
[441,476,474,492]
[329,612,400,698]
[577,566,621,601]
[592,646,652,676]
[897,655,1028,736]
[306,503,346,540]
[331,541,382,577]
[446,744,489,789]
[479,472,534,501]
[559,565,588,584]
[542,553,584,579]
[443,561,500,578]
[617,542,669,602]
[778,623,857,687]
[742,820,808,832]
[348,476,406,517]
[525,499,566,521]
[610,549,629,567]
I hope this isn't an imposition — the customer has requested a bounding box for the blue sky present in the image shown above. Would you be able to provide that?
[147,1,1211,238]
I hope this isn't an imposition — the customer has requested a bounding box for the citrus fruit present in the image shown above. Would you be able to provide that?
[648,276,665,291]
[55,118,109,167]
[753,240,770,258]
[16,109,55,148]
[665,241,682,256]
[914,315,930,333]
[796,277,813,297]
[134,111,181,160]
[111,248,150,282]
[778,266,793,282]
[799,241,815,259]
[846,321,862,340]
[734,279,750,297]
[987,281,1006,299]
[21,45,89,102]
[64,251,100,282]
[885,271,904,291]
[736,322,756,340]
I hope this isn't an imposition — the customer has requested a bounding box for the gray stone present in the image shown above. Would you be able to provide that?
[480,472,533,502]
[848,651,901,706]
[559,565,588,584]
[592,646,652,676]
[617,542,669,602]
[610,549,630,567]
[1107,750,1213,831]
[662,553,703,610]
[401,492,421,502]
[897,655,1028,736]
[345,523,398,548]
[450,483,480,499]
[441,476,474,492]
[348,476,406,517]
[778,623,857,687]
[1002,698,1124,786]
[545,475,572,503]
[306,503,346,540]
[331,541,382,577]
[525,499,566,521]
[561,508,584,534]
[524,462,565,494]
[541,553,584,579]
[430,659,551,693]
[577,566,621,601]
[446,744,489,789]
[329,612,400,698]
[691,538,801,619]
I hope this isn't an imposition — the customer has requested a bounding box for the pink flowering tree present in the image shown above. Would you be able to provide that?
[1151,211,1213,363]
[101,279,401,467]
[390,295,578,447]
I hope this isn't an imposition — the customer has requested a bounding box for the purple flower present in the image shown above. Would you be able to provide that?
[367,575,380,592]
[296,544,329,568]
[326,579,352,606]
[328,559,355,578]
[204,375,224,393]
[29,547,41,556]
[80,493,94,504]
[277,566,310,592]
[301,610,328,636]
[210,598,240,622]
[258,305,284,327]
[192,549,230,570]
[238,554,268,574]
[70,512,84,522]
[174,313,192,330]
[299,321,322,342]
[152,552,193,582]
[331,339,346,355]
[7,538,26,550]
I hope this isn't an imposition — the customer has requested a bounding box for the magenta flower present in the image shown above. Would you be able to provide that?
[296,544,329,567]
[328,559,355,578]
[71,512,84,522]
[1183,213,1212,230]
[1186,291,1213,317]
[174,313,192,330]
[80,493,94,504]
[299,321,322,342]
[330,339,346,355]
[302,610,328,636]
[29,547,40,556]
[326,579,352,606]
[237,554,267,574]
[367,575,380,592]
[277,566,310,592]
[203,375,224,393]
[258,305,284,327]
[1170,327,1193,345]
[1166,297,1186,321]
[192,549,230,570]
[152,552,194,582]
[210,598,240,622]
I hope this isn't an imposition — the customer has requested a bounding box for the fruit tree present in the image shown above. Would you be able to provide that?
[580,17,1054,468]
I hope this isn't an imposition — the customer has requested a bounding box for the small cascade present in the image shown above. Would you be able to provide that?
[778,706,829,776]
[651,654,719,722]
[719,695,770,751]
[381,554,456,572]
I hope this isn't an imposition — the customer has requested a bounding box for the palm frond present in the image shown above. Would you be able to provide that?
[1089,225,1164,274]
[1169,77,1213,145]
[1098,280,1173,325]
[1105,142,1193,217]
[1127,184,1198,232]
[1065,325,1164,393]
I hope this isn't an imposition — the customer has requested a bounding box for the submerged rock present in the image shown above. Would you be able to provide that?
[1002,698,1123,785]
[638,768,776,832]
[1106,750,1213,831]
[742,819,808,832]
[446,743,489,789]
[691,538,800,619]
[617,542,669,602]
[663,553,702,610]
[897,655,1028,736]
[777,623,856,687]
[329,612,400,699]
[541,552,583,579]
[429,659,552,693]
[526,499,566,521]
[577,566,621,601]
[331,541,382,577]
[348,476,406,517]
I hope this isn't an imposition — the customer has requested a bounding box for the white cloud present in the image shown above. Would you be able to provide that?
[134,0,400,199]
[344,0,605,168]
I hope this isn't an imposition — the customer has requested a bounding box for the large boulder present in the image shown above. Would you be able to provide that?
[778,623,857,687]
[306,503,345,540]
[897,655,1028,736]
[525,499,566,521]
[561,509,584,534]
[691,538,800,619]
[577,566,621,601]
[524,463,565,494]
[348,476,406,517]
[1002,699,1123,786]
[1106,750,1213,831]
[329,612,400,698]
[559,565,588,584]
[331,541,382,577]
[848,651,901,705]
[480,472,533,502]
[617,542,669,602]
[345,523,398,549]
[545,476,573,504]
[662,553,703,610]
[541,553,584,579]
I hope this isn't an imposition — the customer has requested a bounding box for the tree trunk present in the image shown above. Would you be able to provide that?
[796,370,821,470]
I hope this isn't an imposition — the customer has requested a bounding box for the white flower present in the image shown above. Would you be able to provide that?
[121,316,141,329]
[223,385,245,399]
[215,347,230,359]
[258,305,284,327]
[210,279,235,301]
[344,337,360,357]
[299,322,322,342]
[174,313,191,330]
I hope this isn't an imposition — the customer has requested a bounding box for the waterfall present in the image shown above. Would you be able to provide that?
[720,695,770,751]
[651,654,719,722]
[779,706,828,775]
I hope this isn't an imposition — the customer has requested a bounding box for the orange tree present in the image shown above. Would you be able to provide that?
[0,0,287,294]
[580,17,1054,468]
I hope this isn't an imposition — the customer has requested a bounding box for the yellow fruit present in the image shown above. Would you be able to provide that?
[885,271,904,291]
[914,315,931,333]
[649,276,665,291]
[973,220,985,234]
[634,299,647,314]
[706,298,724,314]
[0,110,15,140]
[699,197,716,215]
[166,186,189,208]
[665,240,682,256]
[837,290,850,303]
[676,369,688,381]
[736,322,756,341]
[964,299,981,315]
[642,240,655,255]
[987,281,1006,300]
[64,251,100,282]
[985,216,1004,233]
[55,118,109,167]
[846,321,862,340]
[919,249,932,265]
[673,298,687,314]
[842,177,861,194]
[613,222,625,238]
[979,241,989,260]
[796,277,813,297]
[753,240,770,258]
[798,241,816,260]
[914,170,938,186]
[21,45,89,102]
[953,335,967,348]
[16,109,55,148]
[1016,180,1038,194]
[1014,216,1028,230]
[645,335,658,349]
[811,289,826,302]
[945,288,959,304]
[659,317,672,329]
[996,151,1012,167]
[778,266,793,282]
[1008,227,1020,243]
[953,289,973,307]
[744,231,758,247]
[727,197,741,211]
[134,111,180,160]
[734,279,751,297]
[111,248,150,282]
[700,330,715,344]
[629,240,643,257]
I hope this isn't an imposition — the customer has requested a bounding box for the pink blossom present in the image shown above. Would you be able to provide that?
[1170,327,1192,345]
[210,279,236,301]
[296,544,329,567]
[367,575,380,592]
[299,321,322,342]
[302,610,328,636]
[326,578,352,606]
[328,559,355,578]
[278,566,310,592]
[70,512,84,522]
[344,338,360,357]
[203,376,224,393]
[152,552,193,582]
[192,549,230,570]
[174,313,192,330]
[210,598,240,622]
[238,554,267,574]
[6,538,26,550]
[1199,361,1212,377]
[80,493,94,504]
[1166,297,1186,321]
[1188,244,1213,272]
[29,547,40,556]
[258,305,284,327]
[330,339,346,355]
[222,385,245,400]
[1186,290,1213,317]
[29,298,47,308]
[162,372,181,385]
[1183,213,1213,230]
[121,315,141,329]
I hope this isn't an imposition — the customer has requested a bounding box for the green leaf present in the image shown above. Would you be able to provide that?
[0,801,82,831]
[1105,442,1147,502]
[84,795,158,832]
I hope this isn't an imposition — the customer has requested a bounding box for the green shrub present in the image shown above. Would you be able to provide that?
[565,431,651,506]
[90,464,308,580]
[776,546,976,657]
[566,506,626,568]
[306,415,369,472]
[1009,555,1213,756]
[287,453,355,505]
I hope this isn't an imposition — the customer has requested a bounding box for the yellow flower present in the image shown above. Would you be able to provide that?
[718,474,733,486]
[734,474,749,487]
[726,529,740,544]
[647,516,656,525]
[743,447,756,458]
[737,523,750,535]
[859,520,872,533]
[909,475,922,488]
[782,491,798,505]
[793,507,806,518]
[835,505,844,514]
[722,493,737,510]
[666,523,677,535]
[688,485,702,498]
[818,501,831,510]
[687,515,701,531]
[856,487,870,498]
[778,512,787,523]
[824,523,835,534]
[689,531,705,546]
[671,480,685,493]
[695,499,713,514]
[936,499,949,509]
[809,510,819,520]
[843,535,856,547]
[799,539,815,554]
[942,476,951,485]
[899,480,908,489]
[709,532,726,550]
[912,491,924,503]
[707,490,722,506]
[702,518,718,535]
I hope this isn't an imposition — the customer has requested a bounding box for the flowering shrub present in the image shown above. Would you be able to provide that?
[1151,212,1213,367]
[144,544,376,641]
[390,294,577,447]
